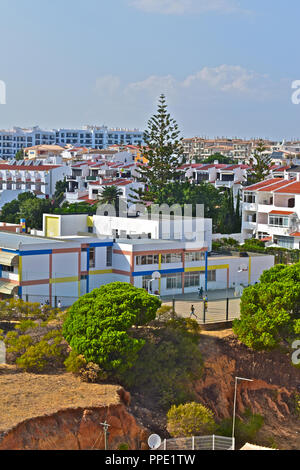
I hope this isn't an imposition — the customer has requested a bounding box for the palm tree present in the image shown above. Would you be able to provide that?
[98,185,123,216]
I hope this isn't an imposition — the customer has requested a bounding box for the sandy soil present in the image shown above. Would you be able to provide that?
[0,366,120,433]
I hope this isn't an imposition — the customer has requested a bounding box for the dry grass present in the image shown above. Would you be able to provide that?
[0,365,121,433]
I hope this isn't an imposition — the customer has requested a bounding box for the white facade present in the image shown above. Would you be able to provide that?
[242,173,300,248]
[0,161,71,197]
[0,126,144,159]
[0,228,274,304]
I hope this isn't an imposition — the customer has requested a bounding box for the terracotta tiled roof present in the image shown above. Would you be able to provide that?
[269,210,295,215]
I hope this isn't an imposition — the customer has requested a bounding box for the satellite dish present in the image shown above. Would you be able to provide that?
[148,434,162,450]
[152,271,161,280]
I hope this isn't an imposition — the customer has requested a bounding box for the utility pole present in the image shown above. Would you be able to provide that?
[100,421,111,450]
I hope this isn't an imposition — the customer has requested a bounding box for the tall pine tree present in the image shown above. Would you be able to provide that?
[135,94,183,203]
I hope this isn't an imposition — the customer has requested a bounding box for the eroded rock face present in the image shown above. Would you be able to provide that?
[192,335,300,449]
[0,389,149,451]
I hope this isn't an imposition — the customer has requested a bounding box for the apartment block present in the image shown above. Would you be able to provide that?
[242,173,300,248]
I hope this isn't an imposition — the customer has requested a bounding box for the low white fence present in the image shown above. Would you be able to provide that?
[158,435,235,451]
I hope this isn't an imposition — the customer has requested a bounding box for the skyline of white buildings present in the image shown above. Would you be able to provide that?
[0,126,145,159]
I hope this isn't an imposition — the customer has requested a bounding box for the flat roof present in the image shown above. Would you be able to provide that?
[0,232,65,250]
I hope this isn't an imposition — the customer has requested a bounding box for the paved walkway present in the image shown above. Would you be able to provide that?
[162,289,241,324]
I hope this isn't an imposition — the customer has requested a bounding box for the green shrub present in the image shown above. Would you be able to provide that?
[167,402,216,437]
[64,350,87,374]
[62,282,161,374]
[118,443,130,450]
[14,330,66,372]
[122,316,203,409]
[15,320,38,333]
[233,262,300,350]
[217,409,264,448]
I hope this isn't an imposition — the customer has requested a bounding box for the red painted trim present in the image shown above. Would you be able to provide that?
[21,279,49,287]
[133,248,184,256]
[113,269,131,277]
[0,278,19,285]
[113,249,132,256]
[52,248,81,254]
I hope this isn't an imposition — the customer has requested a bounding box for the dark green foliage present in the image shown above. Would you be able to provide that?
[248,140,272,185]
[0,192,53,230]
[62,283,161,374]
[233,263,300,350]
[217,409,264,448]
[54,179,68,204]
[53,201,98,215]
[15,150,24,161]
[99,186,123,212]
[135,94,183,203]
[121,315,203,409]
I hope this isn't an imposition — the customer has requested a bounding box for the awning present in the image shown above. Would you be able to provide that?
[0,281,18,296]
[269,210,295,215]
[0,252,19,267]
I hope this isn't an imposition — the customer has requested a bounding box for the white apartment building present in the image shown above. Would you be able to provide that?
[0,161,71,199]
[0,127,56,159]
[55,126,144,149]
[0,126,145,159]
[242,173,300,249]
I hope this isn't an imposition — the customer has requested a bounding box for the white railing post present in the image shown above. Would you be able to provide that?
[164,439,167,450]
[212,435,215,450]
[192,436,195,450]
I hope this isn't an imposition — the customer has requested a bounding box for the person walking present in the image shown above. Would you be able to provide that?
[190,304,197,319]
[198,287,203,298]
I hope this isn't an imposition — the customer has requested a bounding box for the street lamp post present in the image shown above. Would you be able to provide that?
[232,376,254,449]
[100,421,111,450]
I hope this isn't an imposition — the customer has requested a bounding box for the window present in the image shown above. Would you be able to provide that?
[185,251,205,263]
[184,272,200,288]
[207,270,216,282]
[164,273,182,290]
[89,247,95,268]
[161,253,182,264]
[106,246,112,267]
[1,265,14,273]
[244,192,256,204]
[136,254,159,266]
[269,216,289,227]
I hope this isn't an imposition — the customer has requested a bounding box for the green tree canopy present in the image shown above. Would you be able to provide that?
[99,185,124,216]
[135,94,183,203]
[248,140,271,185]
[62,282,161,374]
[233,262,300,350]
[0,192,52,229]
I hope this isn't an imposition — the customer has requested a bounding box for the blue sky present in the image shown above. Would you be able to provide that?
[0,0,299,140]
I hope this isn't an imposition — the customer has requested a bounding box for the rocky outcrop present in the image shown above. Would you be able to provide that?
[192,334,300,449]
[0,388,149,450]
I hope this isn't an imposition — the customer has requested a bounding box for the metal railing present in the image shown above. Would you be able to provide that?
[158,435,235,451]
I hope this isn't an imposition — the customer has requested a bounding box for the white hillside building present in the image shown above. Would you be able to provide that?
[242,173,300,249]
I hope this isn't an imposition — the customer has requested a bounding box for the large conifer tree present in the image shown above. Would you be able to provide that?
[135,94,183,203]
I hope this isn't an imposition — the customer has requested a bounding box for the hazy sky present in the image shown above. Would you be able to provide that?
[0,0,300,140]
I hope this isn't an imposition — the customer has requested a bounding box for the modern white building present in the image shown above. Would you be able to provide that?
[0,229,274,305]
[242,173,300,248]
